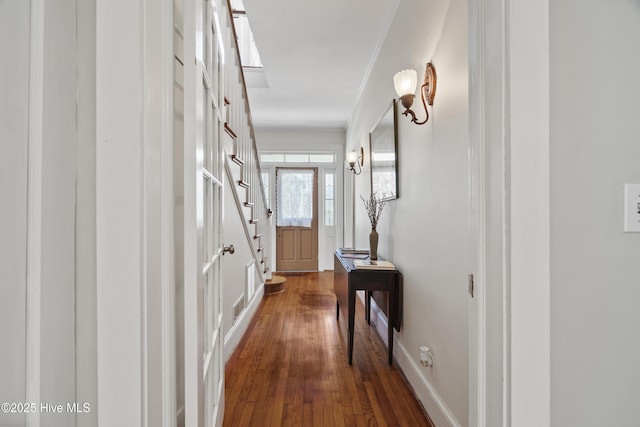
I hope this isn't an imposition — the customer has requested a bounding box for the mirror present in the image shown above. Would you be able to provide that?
[369,100,398,201]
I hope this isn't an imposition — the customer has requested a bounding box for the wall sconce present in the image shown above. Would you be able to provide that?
[346,147,364,175]
[393,62,437,125]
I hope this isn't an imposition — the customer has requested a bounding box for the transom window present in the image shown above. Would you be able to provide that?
[260,153,335,164]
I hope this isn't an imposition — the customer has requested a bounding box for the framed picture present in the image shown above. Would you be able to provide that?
[369,99,398,201]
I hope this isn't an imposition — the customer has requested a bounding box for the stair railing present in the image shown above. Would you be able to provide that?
[222,0,272,281]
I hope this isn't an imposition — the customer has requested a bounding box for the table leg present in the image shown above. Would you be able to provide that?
[388,281,396,365]
[348,289,355,365]
[365,291,371,324]
[336,301,340,320]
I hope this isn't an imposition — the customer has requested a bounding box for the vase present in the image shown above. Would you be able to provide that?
[369,228,379,260]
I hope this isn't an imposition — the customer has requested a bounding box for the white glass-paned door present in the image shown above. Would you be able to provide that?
[182,0,225,425]
[199,1,224,424]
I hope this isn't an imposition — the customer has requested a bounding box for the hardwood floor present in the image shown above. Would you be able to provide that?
[223,272,433,427]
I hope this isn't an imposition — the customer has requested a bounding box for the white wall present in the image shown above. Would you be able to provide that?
[255,127,345,150]
[0,2,30,425]
[76,0,99,425]
[0,2,84,426]
[346,0,469,424]
[255,128,345,271]
[549,0,640,425]
[96,0,144,424]
[38,2,81,425]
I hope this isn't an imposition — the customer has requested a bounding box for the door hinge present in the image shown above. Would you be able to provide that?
[468,274,475,298]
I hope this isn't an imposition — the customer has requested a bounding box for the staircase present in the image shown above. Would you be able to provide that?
[221,4,272,284]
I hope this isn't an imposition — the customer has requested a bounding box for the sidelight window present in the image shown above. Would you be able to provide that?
[325,172,335,226]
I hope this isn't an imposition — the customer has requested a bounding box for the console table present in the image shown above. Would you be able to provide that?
[333,250,400,365]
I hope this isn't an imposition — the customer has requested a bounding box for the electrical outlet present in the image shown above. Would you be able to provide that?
[420,346,436,378]
[420,346,433,367]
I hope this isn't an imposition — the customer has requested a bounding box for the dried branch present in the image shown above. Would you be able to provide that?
[360,193,386,229]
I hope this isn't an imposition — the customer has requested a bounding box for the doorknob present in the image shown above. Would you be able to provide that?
[223,244,235,255]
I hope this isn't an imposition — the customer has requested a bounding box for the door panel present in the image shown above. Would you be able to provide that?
[280,229,296,260]
[300,230,313,260]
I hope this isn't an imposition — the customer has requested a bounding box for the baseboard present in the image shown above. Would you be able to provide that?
[368,297,462,427]
[224,283,264,363]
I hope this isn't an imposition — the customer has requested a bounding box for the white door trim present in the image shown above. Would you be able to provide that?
[469,0,552,425]
[468,0,510,425]
[507,0,551,425]
[141,0,176,425]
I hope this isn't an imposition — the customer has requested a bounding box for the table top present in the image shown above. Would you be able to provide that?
[334,250,398,275]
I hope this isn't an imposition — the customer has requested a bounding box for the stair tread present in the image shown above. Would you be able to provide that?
[224,123,237,138]
[231,154,244,165]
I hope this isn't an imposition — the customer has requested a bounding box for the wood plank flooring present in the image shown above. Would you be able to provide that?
[223,272,433,427]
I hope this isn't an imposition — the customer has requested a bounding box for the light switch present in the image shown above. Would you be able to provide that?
[624,184,640,232]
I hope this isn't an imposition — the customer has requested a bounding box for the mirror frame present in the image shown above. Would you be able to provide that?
[369,99,399,201]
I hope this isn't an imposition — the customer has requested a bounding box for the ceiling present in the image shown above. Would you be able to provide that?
[239,0,399,129]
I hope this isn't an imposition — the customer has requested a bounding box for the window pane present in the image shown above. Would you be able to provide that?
[261,154,284,163]
[276,169,314,227]
[372,152,396,162]
[309,154,334,163]
[325,172,334,226]
[371,169,396,199]
[325,173,334,199]
[284,154,309,163]
[325,200,334,226]
[260,153,336,164]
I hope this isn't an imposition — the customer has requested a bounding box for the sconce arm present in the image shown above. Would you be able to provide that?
[400,83,429,125]
[350,162,362,175]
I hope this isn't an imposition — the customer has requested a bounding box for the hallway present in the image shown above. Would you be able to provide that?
[2,0,639,425]
[223,272,432,426]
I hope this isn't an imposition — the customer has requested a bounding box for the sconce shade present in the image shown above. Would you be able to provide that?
[346,147,364,175]
[393,69,418,97]
[346,150,358,164]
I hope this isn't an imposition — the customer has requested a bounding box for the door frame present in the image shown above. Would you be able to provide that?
[259,149,345,272]
[468,0,511,424]
[142,0,177,425]
[468,0,551,426]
